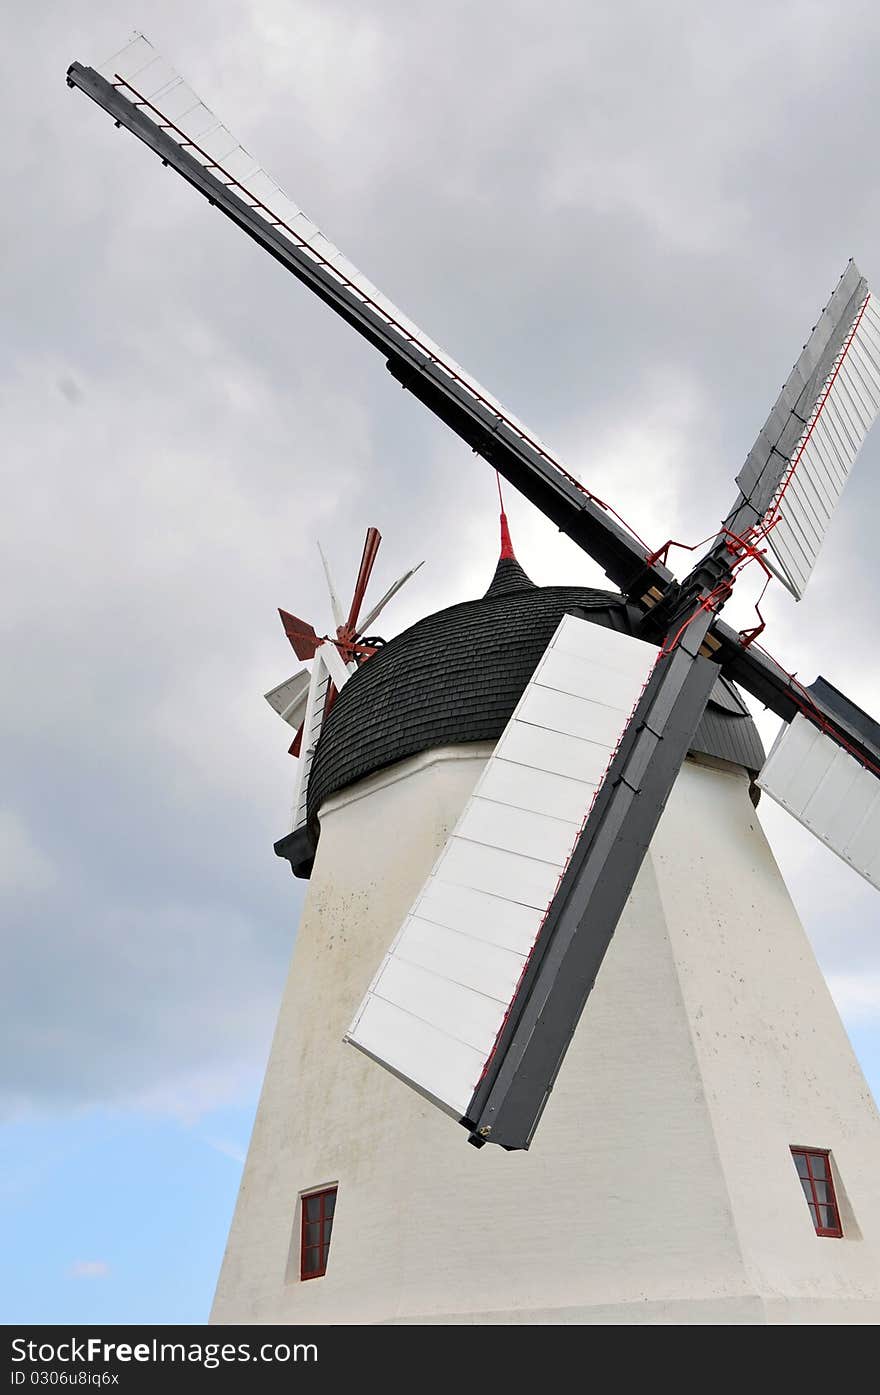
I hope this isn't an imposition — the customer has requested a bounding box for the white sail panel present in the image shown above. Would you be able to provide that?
[757,713,880,891]
[764,295,880,598]
[345,614,657,1119]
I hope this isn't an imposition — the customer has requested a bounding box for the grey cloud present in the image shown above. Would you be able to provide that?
[3,0,879,1115]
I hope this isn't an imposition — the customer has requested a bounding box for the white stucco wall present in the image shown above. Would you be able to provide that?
[650,754,880,1321]
[211,745,880,1325]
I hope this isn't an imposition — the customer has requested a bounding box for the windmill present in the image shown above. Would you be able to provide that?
[67,38,880,1159]
[266,527,423,834]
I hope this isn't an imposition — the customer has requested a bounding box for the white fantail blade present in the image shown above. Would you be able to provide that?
[356,560,425,636]
[345,614,657,1120]
[738,263,879,600]
[264,668,311,726]
[92,37,578,495]
[757,713,880,892]
[291,650,331,830]
[316,540,346,633]
[288,639,355,833]
[320,636,355,691]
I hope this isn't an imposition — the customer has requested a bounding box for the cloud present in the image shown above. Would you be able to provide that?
[0,810,56,896]
[827,973,880,1024]
[68,1260,110,1280]
[2,0,879,1126]
[202,1136,247,1165]
[130,1064,265,1127]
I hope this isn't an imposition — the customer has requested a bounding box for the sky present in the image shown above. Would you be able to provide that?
[2,0,880,1323]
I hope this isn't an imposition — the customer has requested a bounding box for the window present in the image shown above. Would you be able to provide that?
[300,1186,337,1279]
[791,1148,842,1237]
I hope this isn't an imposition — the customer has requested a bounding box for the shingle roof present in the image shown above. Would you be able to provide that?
[277,556,765,877]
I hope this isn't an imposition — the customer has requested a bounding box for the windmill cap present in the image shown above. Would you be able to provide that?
[301,573,765,838]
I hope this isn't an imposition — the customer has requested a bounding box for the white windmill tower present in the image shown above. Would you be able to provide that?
[69,37,880,1325]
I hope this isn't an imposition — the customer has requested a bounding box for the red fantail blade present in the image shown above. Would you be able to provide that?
[279,609,320,661]
[288,723,304,758]
[344,526,382,635]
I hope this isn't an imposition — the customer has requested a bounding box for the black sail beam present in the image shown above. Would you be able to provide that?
[463,607,718,1150]
[707,617,880,774]
[66,62,673,602]
[638,530,880,778]
[383,356,669,598]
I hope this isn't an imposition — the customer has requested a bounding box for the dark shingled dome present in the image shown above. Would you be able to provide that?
[277,553,765,878]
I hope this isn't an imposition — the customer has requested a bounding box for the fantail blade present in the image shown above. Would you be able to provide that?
[356,560,425,636]
[317,540,346,632]
[278,609,320,661]
[265,669,311,728]
[345,526,382,634]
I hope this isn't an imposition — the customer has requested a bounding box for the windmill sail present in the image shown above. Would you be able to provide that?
[347,611,717,1147]
[346,615,657,1122]
[757,712,880,892]
[84,36,558,461]
[69,36,880,1153]
[68,38,673,600]
[733,262,879,599]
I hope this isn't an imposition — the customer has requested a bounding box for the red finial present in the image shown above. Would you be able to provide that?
[499,511,515,559]
[496,471,516,559]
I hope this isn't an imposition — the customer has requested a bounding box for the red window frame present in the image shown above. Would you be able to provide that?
[790,1148,842,1237]
[300,1185,337,1279]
